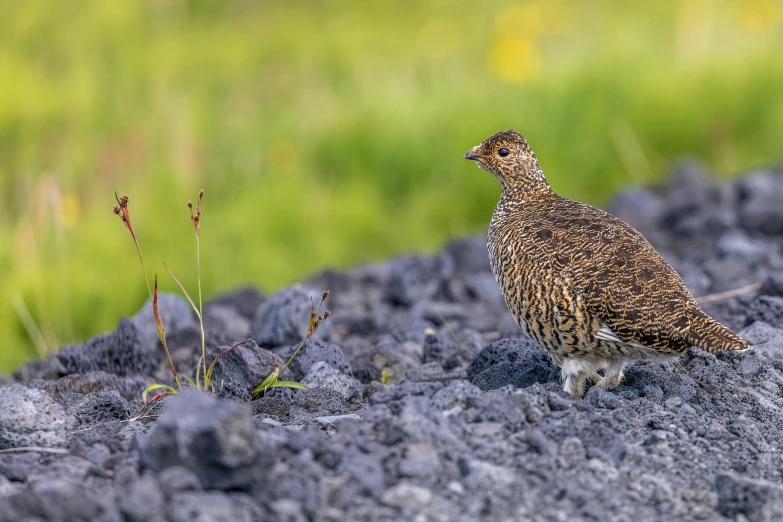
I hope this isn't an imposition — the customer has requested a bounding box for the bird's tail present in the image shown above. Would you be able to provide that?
[686,311,750,353]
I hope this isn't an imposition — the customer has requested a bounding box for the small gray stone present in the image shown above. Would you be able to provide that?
[737,354,764,377]
[0,384,75,449]
[312,414,361,428]
[381,482,433,509]
[642,385,664,400]
[158,466,203,495]
[716,472,783,521]
[57,318,158,377]
[664,397,684,410]
[167,491,266,522]
[138,389,271,490]
[429,380,481,411]
[132,293,198,348]
[558,437,587,467]
[206,341,289,402]
[204,304,251,341]
[283,339,352,379]
[64,390,129,426]
[737,171,783,236]
[746,296,783,328]
[586,387,623,409]
[118,472,165,522]
[302,362,362,402]
[269,499,307,522]
[252,285,331,347]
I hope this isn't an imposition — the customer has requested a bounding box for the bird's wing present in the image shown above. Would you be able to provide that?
[574,222,697,353]
[533,197,697,353]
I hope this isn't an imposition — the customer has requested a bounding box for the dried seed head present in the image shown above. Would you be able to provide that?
[198,189,205,199]
[322,290,330,301]
[188,201,193,209]
[323,310,331,319]
[120,195,129,207]
[113,206,121,215]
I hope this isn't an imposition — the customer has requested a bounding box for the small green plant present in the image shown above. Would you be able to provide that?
[251,290,331,398]
[113,191,249,408]
[113,194,181,391]
[113,191,325,410]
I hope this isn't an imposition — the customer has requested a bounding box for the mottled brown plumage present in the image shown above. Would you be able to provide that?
[465,129,749,397]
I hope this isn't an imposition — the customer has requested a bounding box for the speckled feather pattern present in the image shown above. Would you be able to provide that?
[466,130,749,396]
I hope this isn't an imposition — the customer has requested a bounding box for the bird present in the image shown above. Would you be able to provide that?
[464,129,750,398]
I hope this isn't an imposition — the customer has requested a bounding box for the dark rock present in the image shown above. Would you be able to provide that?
[745,296,783,328]
[355,336,423,385]
[301,362,362,402]
[716,472,783,521]
[467,338,558,391]
[585,387,623,409]
[158,466,203,495]
[63,390,129,426]
[429,380,481,411]
[167,491,266,522]
[57,318,159,377]
[252,285,331,347]
[606,187,665,235]
[2,478,119,522]
[737,171,783,236]
[739,322,783,360]
[131,293,198,350]
[203,304,251,342]
[443,236,491,275]
[313,414,362,428]
[291,387,350,418]
[282,339,352,380]
[13,356,66,383]
[138,389,271,490]
[422,333,460,366]
[369,380,443,405]
[208,287,265,319]
[117,472,165,522]
[0,452,39,481]
[252,461,324,520]
[251,395,292,421]
[405,361,449,381]
[0,383,75,449]
[206,340,290,402]
[383,254,454,307]
[27,371,148,404]
[760,271,783,297]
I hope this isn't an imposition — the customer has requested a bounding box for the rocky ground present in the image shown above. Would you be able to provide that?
[2,162,783,522]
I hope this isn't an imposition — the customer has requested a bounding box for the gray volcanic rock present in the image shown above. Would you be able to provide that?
[5,167,783,521]
[252,285,331,346]
[138,389,271,490]
[0,384,75,449]
[57,318,159,377]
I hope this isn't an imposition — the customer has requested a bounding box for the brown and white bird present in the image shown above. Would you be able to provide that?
[465,129,749,397]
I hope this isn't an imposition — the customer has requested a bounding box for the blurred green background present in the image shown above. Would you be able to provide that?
[1,0,782,371]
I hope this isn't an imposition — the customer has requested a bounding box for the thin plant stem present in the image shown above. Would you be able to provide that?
[280,338,308,378]
[155,275,181,389]
[279,298,323,377]
[197,234,206,387]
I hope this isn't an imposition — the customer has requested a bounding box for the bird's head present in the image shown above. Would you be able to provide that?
[464,129,549,193]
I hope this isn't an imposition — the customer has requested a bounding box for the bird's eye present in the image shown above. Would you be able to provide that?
[498,148,510,157]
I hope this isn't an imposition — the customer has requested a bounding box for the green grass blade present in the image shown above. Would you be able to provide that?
[142,384,177,405]
[268,381,308,390]
[163,262,200,319]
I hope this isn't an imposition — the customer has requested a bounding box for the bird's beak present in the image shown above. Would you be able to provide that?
[464,150,482,161]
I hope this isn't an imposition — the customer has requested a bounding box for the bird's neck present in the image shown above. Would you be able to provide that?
[498,166,552,201]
